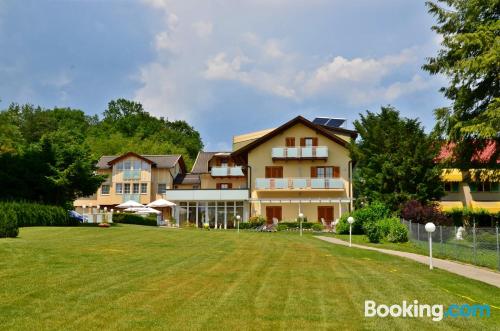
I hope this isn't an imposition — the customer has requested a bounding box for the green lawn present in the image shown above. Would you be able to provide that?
[332,233,500,271]
[1,225,499,330]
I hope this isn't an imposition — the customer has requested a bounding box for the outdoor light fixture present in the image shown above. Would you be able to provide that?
[347,216,355,247]
[236,215,241,234]
[425,222,436,270]
[299,212,304,237]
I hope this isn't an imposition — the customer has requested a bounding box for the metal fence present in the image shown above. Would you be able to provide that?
[401,219,500,271]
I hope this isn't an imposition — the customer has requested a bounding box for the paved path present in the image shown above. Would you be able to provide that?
[316,236,500,288]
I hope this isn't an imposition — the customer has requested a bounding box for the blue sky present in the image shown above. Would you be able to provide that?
[0,0,448,150]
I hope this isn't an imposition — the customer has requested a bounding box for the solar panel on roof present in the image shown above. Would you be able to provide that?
[313,117,346,128]
[312,118,329,125]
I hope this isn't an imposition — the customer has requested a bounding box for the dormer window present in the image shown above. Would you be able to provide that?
[220,158,228,167]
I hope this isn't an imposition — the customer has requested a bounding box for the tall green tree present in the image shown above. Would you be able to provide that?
[351,106,444,211]
[423,0,499,170]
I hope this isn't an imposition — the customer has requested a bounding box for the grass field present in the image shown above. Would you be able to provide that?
[1,225,499,330]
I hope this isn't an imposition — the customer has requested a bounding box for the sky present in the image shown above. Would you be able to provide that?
[0,0,449,151]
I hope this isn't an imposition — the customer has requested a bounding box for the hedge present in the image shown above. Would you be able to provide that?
[443,208,499,227]
[0,206,18,238]
[113,213,157,226]
[0,201,76,228]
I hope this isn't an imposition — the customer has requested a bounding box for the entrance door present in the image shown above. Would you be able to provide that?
[266,206,282,224]
[318,206,334,229]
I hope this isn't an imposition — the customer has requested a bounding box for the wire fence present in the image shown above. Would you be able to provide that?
[401,219,500,271]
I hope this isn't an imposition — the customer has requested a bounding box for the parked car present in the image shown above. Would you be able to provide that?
[68,210,88,223]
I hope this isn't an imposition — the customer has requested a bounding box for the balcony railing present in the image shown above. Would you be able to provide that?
[255,178,343,190]
[122,194,140,202]
[123,169,141,180]
[211,166,245,177]
[164,189,248,201]
[271,146,328,159]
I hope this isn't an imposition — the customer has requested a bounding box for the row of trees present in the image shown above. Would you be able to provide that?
[0,99,204,207]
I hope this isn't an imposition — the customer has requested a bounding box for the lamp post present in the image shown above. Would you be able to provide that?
[425,222,436,270]
[298,212,304,237]
[347,216,355,247]
[236,215,241,234]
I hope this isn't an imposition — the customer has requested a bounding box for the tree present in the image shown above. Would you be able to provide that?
[423,0,499,171]
[350,106,444,211]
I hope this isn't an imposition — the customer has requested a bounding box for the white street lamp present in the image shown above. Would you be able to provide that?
[298,212,304,237]
[236,215,241,234]
[425,222,436,270]
[347,216,355,247]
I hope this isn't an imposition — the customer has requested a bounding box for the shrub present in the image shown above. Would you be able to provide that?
[336,214,351,234]
[0,201,75,227]
[279,222,313,229]
[276,224,288,231]
[363,221,382,243]
[113,213,157,226]
[443,207,496,227]
[401,200,450,225]
[247,215,265,226]
[312,223,324,231]
[386,222,408,243]
[0,207,18,238]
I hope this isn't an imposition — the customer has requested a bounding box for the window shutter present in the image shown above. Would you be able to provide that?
[333,166,340,178]
[312,137,318,146]
[216,183,221,189]
[265,167,272,178]
[227,183,233,189]
[286,137,295,147]
[215,159,221,166]
[310,167,317,178]
[300,138,306,147]
[275,167,283,178]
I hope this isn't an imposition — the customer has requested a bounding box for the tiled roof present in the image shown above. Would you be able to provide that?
[437,141,499,164]
[173,173,201,185]
[191,151,219,173]
[96,154,182,169]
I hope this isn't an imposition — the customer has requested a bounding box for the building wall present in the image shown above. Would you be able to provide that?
[247,122,352,220]
[199,173,247,189]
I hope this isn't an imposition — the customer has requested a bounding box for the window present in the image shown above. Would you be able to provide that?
[158,183,167,194]
[134,160,141,170]
[312,166,340,178]
[141,161,150,171]
[124,161,131,170]
[304,138,313,147]
[115,183,123,194]
[101,184,110,195]
[116,162,123,171]
[444,182,459,193]
[192,185,200,189]
[124,183,131,194]
[300,137,318,147]
[470,182,500,192]
[220,159,228,167]
[217,183,232,189]
[140,183,148,194]
[133,183,140,194]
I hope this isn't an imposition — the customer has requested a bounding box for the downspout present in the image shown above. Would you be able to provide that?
[246,165,252,217]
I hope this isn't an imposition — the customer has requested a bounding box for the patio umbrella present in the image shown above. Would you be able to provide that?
[116,200,144,209]
[147,199,176,222]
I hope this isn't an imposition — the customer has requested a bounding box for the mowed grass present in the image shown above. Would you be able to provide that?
[0,226,499,330]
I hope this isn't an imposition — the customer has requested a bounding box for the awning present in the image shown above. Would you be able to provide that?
[470,201,500,213]
[441,169,463,182]
[437,201,464,211]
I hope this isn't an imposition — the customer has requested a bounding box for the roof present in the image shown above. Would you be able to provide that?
[96,153,185,171]
[233,127,276,144]
[232,116,354,157]
[437,141,499,164]
[190,151,218,173]
[173,173,201,185]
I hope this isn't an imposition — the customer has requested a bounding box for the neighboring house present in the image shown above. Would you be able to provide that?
[438,142,500,213]
[73,152,186,215]
[164,116,357,227]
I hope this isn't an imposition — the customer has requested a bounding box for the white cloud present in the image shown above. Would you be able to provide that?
[192,21,213,39]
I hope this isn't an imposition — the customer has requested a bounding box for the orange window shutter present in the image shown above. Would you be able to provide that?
[333,166,340,178]
[312,137,318,146]
[300,138,305,147]
[310,167,317,178]
[227,183,232,189]
[216,183,221,189]
[265,167,272,178]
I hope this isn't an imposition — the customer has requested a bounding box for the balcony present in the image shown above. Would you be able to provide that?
[211,166,245,177]
[122,194,140,202]
[123,169,141,180]
[164,189,248,201]
[271,146,328,160]
[255,178,343,190]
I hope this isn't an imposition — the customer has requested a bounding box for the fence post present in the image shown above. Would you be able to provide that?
[409,220,412,235]
[440,225,443,255]
[417,223,420,241]
[496,226,499,271]
[473,221,477,265]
